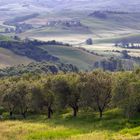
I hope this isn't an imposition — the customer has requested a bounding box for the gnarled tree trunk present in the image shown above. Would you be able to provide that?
[72,105,78,117]
[47,106,53,119]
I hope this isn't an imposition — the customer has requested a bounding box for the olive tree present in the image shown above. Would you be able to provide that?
[113,72,140,118]
[52,74,81,117]
[31,79,54,119]
[15,81,31,118]
[1,81,19,118]
[82,71,112,118]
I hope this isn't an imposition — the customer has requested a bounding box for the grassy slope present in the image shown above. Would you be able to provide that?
[0,48,33,68]
[1,109,140,140]
[0,42,103,70]
[0,35,34,68]
[40,45,103,70]
[0,34,103,70]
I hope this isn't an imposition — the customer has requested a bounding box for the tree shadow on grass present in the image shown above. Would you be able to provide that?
[24,109,140,134]
[7,109,140,140]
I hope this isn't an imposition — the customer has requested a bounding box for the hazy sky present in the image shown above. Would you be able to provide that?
[0,0,140,12]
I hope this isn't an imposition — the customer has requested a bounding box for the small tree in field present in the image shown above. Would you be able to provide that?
[86,38,93,45]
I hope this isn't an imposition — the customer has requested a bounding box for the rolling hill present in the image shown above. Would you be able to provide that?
[0,0,140,71]
[0,47,33,68]
[0,36,103,70]
[39,45,103,70]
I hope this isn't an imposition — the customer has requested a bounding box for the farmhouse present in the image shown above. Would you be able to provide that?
[115,42,140,49]
[46,20,82,27]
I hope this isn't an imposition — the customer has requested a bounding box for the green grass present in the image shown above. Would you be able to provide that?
[1,109,140,140]
[0,35,13,41]
[28,129,81,140]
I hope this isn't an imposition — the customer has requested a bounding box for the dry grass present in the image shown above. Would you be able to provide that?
[0,48,33,68]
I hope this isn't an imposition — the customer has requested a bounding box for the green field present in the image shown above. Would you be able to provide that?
[1,109,140,140]
[40,45,103,70]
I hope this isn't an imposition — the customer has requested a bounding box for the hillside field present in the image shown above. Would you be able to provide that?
[0,48,33,68]
[39,45,103,70]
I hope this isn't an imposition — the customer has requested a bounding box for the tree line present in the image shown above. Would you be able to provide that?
[0,39,70,62]
[0,70,140,119]
[0,61,78,77]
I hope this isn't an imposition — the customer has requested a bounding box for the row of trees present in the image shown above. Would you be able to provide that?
[0,70,140,119]
[0,39,70,62]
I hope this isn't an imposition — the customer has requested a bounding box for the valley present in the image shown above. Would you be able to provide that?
[1,1,140,140]
[1,7,140,70]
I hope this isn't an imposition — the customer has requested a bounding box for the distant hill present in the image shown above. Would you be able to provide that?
[0,36,103,70]
[44,0,140,12]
